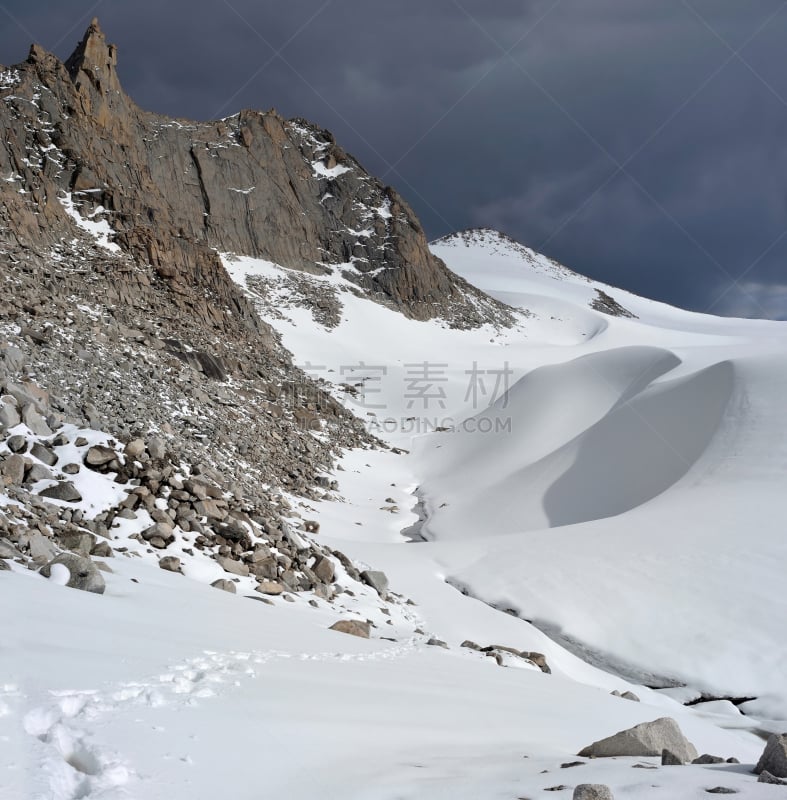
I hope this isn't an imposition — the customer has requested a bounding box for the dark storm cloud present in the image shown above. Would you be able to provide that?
[2,0,786,318]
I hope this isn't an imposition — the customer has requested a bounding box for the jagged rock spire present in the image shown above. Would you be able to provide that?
[64,18,125,122]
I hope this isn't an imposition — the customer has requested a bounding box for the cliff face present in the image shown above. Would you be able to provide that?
[0,19,509,327]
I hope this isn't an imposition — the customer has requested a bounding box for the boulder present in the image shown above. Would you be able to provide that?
[329,619,370,639]
[6,434,27,453]
[693,754,725,765]
[573,786,614,800]
[578,717,698,763]
[216,555,249,577]
[124,438,146,458]
[662,749,684,765]
[211,579,237,593]
[0,559,9,571]
[84,445,116,467]
[1,454,26,486]
[27,532,58,563]
[40,553,105,594]
[38,481,83,503]
[158,556,181,573]
[141,522,175,546]
[30,442,58,466]
[755,733,787,778]
[26,463,53,483]
[55,531,95,557]
[311,555,335,584]
[758,770,787,785]
[21,404,51,436]
[0,402,21,430]
[255,580,284,595]
[0,538,22,559]
[360,569,388,597]
[251,557,278,580]
[146,436,166,460]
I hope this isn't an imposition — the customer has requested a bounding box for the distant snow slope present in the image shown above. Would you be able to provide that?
[224,229,787,722]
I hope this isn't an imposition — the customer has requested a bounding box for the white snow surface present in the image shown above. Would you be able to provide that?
[2,228,785,798]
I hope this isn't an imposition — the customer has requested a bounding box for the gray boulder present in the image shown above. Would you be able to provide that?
[211,579,236,593]
[361,569,389,597]
[38,481,83,503]
[30,442,58,466]
[84,445,116,467]
[758,770,787,785]
[1,453,26,486]
[0,538,22,559]
[216,555,249,577]
[662,748,684,765]
[0,402,21,430]
[40,553,106,594]
[311,555,335,584]
[55,531,95,557]
[27,532,59,563]
[329,619,371,639]
[158,556,181,573]
[693,754,725,765]
[578,717,698,762]
[21,404,51,436]
[255,580,284,595]
[755,733,787,778]
[573,786,614,800]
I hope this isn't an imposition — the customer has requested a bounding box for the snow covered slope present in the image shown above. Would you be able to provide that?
[4,226,786,799]
[223,229,787,720]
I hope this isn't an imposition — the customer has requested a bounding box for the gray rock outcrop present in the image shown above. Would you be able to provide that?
[578,717,698,763]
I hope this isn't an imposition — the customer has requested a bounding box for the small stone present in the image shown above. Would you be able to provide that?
[621,691,640,702]
[573,786,614,800]
[0,559,9,571]
[705,789,738,795]
[460,640,481,650]
[426,637,448,648]
[74,437,88,447]
[38,481,82,503]
[158,556,181,573]
[40,553,105,594]
[62,463,80,475]
[329,619,370,638]
[141,522,174,546]
[211,579,236,593]
[560,761,585,769]
[255,580,284,595]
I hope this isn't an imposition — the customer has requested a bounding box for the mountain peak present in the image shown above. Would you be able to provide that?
[64,17,122,103]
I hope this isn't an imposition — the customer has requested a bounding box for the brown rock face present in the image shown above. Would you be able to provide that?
[0,20,509,327]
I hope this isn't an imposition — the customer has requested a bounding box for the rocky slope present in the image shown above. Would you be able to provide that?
[1,19,496,608]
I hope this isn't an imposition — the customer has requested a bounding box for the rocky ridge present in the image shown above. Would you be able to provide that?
[1,19,511,327]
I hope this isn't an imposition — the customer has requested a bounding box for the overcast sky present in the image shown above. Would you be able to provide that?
[2,1,787,318]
